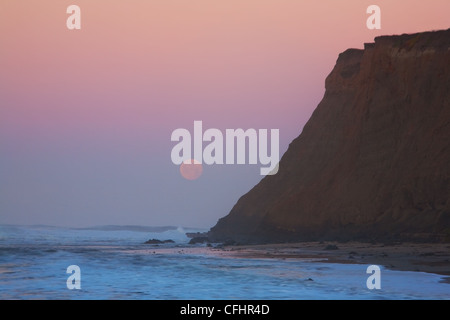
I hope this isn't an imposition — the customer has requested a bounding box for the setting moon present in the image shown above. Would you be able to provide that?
[180,159,203,180]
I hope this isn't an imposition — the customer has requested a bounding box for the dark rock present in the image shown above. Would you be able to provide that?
[419,252,435,257]
[223,239,237,246]
[324,244,339,250]
[186,232,209,239]
[145,239,163,244]
[144,239,175,244]
[209,29,450,244]
[188,237,210,244]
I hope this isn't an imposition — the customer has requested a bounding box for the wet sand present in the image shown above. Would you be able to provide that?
[141,241,450,282]
[213,242,450,281]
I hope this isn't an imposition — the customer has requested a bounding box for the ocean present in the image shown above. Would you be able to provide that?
[0,225,448,300]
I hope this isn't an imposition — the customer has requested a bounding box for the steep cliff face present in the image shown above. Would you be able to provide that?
[209,29,450,243]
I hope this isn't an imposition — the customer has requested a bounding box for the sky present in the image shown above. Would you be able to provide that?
[1,1,449,228]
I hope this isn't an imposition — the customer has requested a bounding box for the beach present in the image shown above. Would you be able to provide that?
[211,242,450,280]
[140,239,450,280]
[1,225,449,299]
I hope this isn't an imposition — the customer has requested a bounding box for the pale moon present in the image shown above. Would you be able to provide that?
[180,159,203,180]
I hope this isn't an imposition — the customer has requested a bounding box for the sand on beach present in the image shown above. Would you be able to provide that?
[213,242,450,280]
[139,240,450,281]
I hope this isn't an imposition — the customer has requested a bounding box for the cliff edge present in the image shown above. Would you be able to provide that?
[209,29,450,243]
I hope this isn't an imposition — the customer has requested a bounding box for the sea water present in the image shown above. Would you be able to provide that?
[0,225,448,300]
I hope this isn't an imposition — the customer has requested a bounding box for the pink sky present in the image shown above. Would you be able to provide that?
[0,1,449,227]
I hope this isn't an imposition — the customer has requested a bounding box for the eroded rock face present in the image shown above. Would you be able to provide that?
[209,29,450,243]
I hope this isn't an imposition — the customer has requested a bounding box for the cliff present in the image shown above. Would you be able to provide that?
[209,29,450,243]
